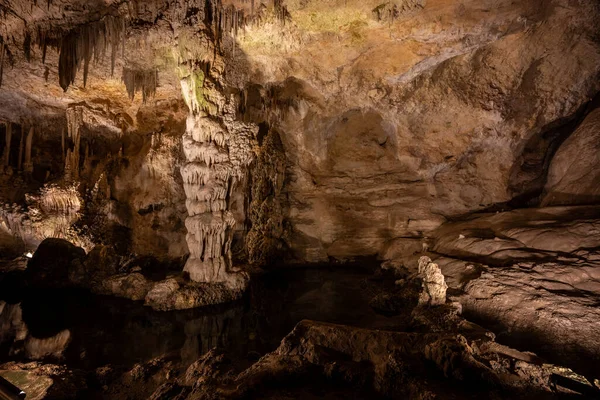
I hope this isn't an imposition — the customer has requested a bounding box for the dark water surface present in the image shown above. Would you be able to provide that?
[0,266,397,371]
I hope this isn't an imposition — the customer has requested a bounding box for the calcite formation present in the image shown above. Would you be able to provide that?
[64,106,82,182]
[417,256,447,306]
[179,67,256,286]
[0,184,86,250]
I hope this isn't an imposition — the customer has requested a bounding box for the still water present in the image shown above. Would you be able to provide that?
[0,266,396,371]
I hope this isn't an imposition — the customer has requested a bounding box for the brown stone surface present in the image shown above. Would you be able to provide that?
[0,0,598,266]
[542,108,600,206]
[426,206,600,378]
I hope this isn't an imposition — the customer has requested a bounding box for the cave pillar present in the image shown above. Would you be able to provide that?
[178,69,255,289]
[180,112,242,287]
[65,106,83,182]
[17,126,24,170]
[23,126,33,173]
[2,122,11,167]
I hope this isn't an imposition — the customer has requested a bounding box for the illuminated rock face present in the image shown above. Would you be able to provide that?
[542,108,600,207]
[427,205,600,378]
[0,1,598,311]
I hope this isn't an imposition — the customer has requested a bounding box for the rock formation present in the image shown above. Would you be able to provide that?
[179,106,253,287]
[0,0,599,398]
[176,29,258,289]
[417,256,447,306]
[542,107,600,206]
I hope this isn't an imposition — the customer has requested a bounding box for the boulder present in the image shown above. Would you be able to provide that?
[144,278,245,311]
[69,245,119,288]
[97,273,154,302]
[542,108,600,206]
[26,239,85,288]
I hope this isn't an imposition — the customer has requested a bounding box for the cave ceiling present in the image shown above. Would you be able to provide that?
[2,0,595,133]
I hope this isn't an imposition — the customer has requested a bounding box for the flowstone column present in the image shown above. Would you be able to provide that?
[179,69,256,290]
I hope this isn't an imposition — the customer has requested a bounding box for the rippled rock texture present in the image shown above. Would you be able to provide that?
[425,206,600,378]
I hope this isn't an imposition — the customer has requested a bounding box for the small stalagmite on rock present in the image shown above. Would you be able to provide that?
[417,256,447,306]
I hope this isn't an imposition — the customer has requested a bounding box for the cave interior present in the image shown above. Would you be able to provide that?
[0,0,599,399]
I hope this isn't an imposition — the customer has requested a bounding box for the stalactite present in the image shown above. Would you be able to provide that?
[273,0,287,24]
[106,16,124,76]
[122,67,158,102]
[205,0,214,26]
[37,28,49,64]
[58,32,79,92]
[57,15,125,91]
[23,31,32,61]
[80,25,92,87]
[65,107,83,181]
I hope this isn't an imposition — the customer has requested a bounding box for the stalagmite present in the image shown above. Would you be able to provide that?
[417,256,448,307]
[2,122,12,167]
[36,184,81,215]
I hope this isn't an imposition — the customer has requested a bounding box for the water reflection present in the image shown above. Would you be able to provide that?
[0,266,389,370]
